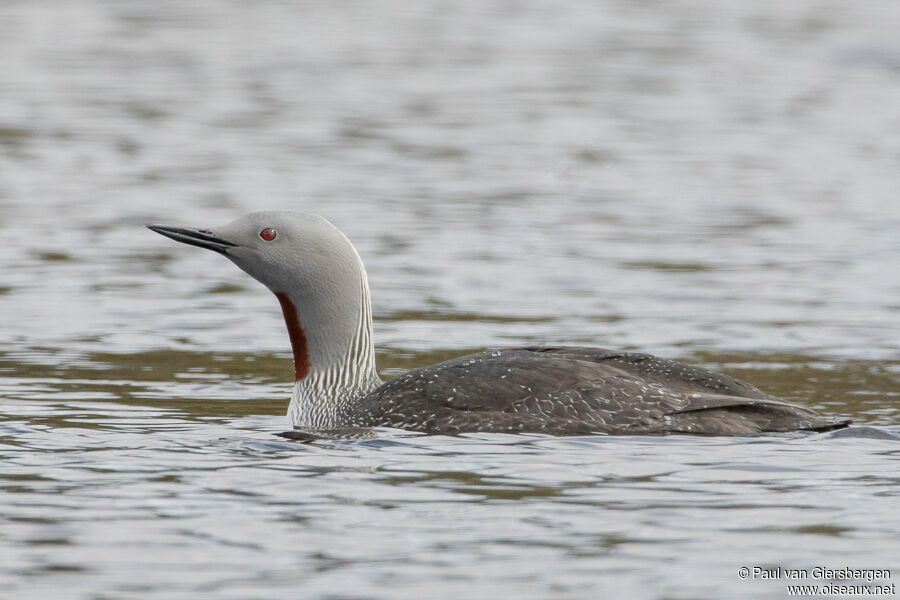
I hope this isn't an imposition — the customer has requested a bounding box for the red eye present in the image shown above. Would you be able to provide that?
[259,228,277,241]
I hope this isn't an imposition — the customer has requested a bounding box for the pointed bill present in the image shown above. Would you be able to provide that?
[146,225,238,255]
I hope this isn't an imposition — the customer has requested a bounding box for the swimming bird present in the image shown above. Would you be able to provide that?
[148,211,850,436]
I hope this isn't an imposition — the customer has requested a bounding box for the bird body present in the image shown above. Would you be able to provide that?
[148,212,850,436]
[354,347,844,435]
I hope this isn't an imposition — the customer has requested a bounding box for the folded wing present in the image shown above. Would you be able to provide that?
[358,346,850,435]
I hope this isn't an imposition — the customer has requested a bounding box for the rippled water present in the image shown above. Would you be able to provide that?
[1,1,899,598]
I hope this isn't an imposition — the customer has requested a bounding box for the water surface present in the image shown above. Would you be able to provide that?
[1,1,899,598]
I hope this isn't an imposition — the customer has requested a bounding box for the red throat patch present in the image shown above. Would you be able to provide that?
[274,292,311,381]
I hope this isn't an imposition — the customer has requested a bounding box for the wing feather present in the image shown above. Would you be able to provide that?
[356,347,849,435]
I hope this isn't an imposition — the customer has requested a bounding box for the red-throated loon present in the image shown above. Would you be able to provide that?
[148,211,850,436]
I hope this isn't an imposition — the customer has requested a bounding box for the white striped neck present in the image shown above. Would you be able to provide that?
[279,255,381,429]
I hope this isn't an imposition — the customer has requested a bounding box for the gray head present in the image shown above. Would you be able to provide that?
[149,211,360,294]
[147,212,378,394]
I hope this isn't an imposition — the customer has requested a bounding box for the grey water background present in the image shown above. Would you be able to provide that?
[1,1,899,598]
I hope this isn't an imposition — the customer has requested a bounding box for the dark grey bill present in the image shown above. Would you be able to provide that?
[146,225,238,255]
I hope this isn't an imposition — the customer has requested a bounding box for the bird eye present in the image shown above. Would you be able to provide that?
[259,228,277,241]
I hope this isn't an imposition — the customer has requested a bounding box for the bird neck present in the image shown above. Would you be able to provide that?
[276,262,381,429]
